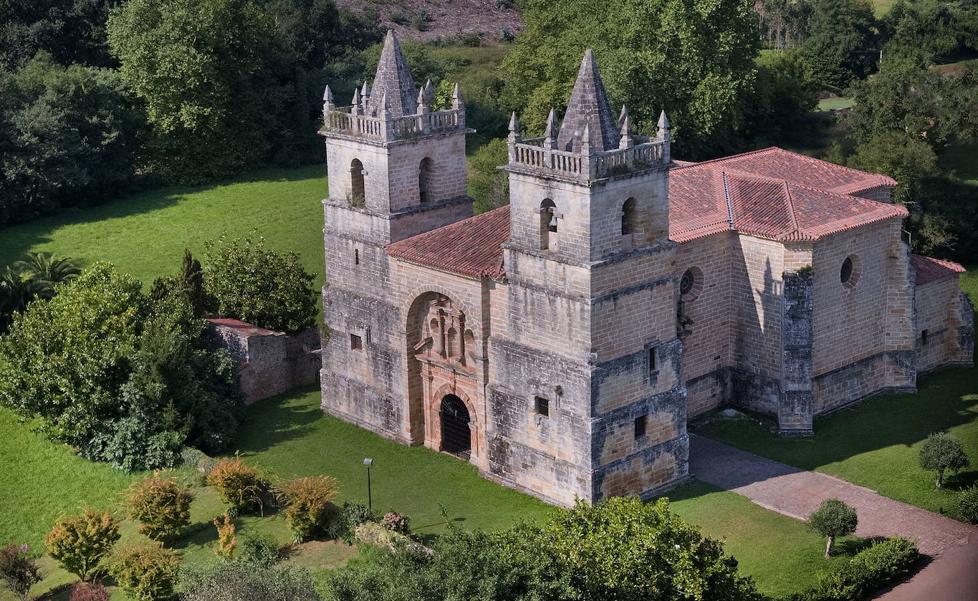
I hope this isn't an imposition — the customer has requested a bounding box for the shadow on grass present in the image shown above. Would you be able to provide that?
[695,366,978,471]
[232,387,323,455]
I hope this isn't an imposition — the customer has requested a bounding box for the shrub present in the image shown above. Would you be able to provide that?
[203,234,317,334]
[788,538,919,601]
[180,447,218,477]
[213,514,237,560]
[68,581,110,601]
[330,501,377,544]
[46,509,121,581]
[180,560,321,601]
[239,534,280,566]
[280,476,340,542]
[919,432,969,488]
[108,545,180,601]
[381,512,410,535]
[960,486,978,524]
[808,499,857,558]
[125,474,194,544]
[0,544,41,600]
[207,457,264,513]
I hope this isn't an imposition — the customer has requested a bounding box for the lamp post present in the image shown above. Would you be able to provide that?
[362,457,374,511]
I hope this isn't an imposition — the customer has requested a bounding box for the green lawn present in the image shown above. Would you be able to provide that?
[0,166,327,290]
[940,142,978,186]
[816,96,855,112]
[668,480,858,598]
[699,271,978,520]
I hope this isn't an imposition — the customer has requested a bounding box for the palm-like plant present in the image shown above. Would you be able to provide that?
[12,252,81,300]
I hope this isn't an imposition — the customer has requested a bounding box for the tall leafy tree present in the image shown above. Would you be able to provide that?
[499,0,759,159]
[882,0,978,66]
[0,54,141,224]
[107,0,279,183]
[802,0,879,89]
[0,0,119,70]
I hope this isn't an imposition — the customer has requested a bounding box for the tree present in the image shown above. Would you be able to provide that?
[203,234,317,333]
[0,544,41,601]
[0,54,141,224]
[468,138,509,214]
[882,0,978,66]
[0,0,118,70]
[741,49,819,148]
[181,560,322,601]
[0,261,240,470]
[801,0,879,89]
[919,432,969,489]
[46,509,121,582]
[499,0,759,159]
[107,0,278,182]
[809,499,858,558]
[847,131,939,204]
[323,497,763,601]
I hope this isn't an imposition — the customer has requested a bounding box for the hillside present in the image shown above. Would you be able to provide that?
[339,0,523,42]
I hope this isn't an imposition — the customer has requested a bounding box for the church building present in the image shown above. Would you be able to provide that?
[318,31,974,506]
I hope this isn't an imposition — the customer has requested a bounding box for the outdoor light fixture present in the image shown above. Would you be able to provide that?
[363,457,374,511]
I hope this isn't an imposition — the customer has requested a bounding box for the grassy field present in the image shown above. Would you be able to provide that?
[0,166,326,290]
[816,96,855,112]
[940,142,978,186]
[2,385,852,600]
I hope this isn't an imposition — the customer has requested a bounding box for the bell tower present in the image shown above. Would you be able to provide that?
[318,30,473,443]
[486,50,689,505]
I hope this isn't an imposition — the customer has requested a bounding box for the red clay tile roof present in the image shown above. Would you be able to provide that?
[206,318,281,337]
[912,254,966,285]
[385,147,906,279]
[387,205,509,280]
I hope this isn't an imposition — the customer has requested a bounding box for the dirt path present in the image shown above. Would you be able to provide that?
[690,435,978,600]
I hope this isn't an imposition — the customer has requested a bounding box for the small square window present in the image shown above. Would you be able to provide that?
[634,415,647,439]
[534,396,550,417]
[648,347,657,372]
[354,248,360,265]
[921,329,929,345]
[350,334,363,351]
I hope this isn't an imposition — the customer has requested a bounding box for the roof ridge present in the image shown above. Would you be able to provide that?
[782,179,801,235]
[720,171,735,230]
[670,147,780,171]
[769,147,897,186]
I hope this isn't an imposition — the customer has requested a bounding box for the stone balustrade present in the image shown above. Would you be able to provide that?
[322,106,465,141]
[508,135,669,181]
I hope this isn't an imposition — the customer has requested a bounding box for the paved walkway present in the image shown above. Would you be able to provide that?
[690,435,978,600]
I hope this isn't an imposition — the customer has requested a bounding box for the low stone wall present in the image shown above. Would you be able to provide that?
[207,318,321,404]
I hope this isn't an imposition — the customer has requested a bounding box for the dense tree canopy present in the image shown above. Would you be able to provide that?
[882,0,978,66]
[0,0,118,70]
[499,0,760,159]
[0,53,141,224]
[324,497,763,601]
[802,0,879,89]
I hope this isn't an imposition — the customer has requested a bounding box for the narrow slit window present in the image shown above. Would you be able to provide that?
[354,248,360,265]
[648,348,657,373]
[534,396,550,417]
[634,415,647,439]
[921,329,929,345]
[350,334,363,351]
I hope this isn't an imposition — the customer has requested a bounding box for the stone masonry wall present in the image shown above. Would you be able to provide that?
[916,277,974,371]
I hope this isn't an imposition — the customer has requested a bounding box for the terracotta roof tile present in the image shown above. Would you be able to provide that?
[207,318,281,337]
[386,206,509,280]
[383,147,906,279]
[912,254,966,285]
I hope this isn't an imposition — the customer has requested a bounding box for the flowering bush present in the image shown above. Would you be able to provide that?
[381,512,410,535]
[207,457,265,514]
[280,476,339,542]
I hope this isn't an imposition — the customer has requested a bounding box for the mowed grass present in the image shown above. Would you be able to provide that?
[816,96,855,112]
[667,480,857,598]
[700,270,978,520]
[0,165,327,290]
[940,142,978,186]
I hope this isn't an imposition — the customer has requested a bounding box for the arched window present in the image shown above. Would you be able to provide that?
[350,159,365,205]
[540,198,557,250]
[621,197,638,235]
[419,157,434,203]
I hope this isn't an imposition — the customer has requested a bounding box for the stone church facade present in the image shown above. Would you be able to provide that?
[318,31,974,506]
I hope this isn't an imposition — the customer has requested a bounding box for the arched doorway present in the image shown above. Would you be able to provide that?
[440,394,471,457]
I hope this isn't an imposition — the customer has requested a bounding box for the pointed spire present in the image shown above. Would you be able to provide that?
[619,113,633,149]
[658,110,670,133]
[451,82,463,109]
[618,104,628,127]
[361,80,371,102]
[558,49,619,152]
[323,85,334,111]
[367,30,417,117]
[507,112,521,142]
[543,108,558,150]
[423,78,435,104]
[582,121,592,147]
[351,87,361,115]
